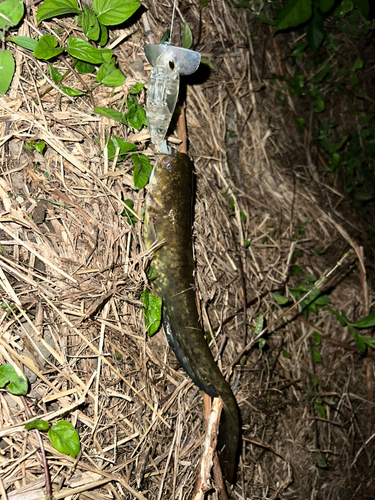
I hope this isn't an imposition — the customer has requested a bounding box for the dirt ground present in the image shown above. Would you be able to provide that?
[0,1,374,499]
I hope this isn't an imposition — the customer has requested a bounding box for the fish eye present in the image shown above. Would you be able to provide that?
[169,61,175,70]
[166,162,173,170]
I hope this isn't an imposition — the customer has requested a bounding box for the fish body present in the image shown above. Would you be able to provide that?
[144,153,240,482]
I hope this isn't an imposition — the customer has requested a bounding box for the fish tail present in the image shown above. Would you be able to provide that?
[217,386,240,483]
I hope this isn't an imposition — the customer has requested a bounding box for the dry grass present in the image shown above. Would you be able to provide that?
[0,1,374,499]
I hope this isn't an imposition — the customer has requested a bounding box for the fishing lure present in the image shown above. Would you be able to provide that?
[144,43,201,146]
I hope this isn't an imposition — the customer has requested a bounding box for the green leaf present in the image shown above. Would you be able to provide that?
[200,57,216,71]
[25,419,50,431]
[351,58,363,71]
[353,311,375,328]
[60,84,84,96]
[352,0,370,19]
[48,420,80,457]
[75,61,96,74]
[282,350,291,358]
[362,336,375,349]
[272,293,289,305]
[92,0,141,26]
[258,338,266,350]
[107,135,137,159]
[132,154,152,189]
[35,141,46,153]
[348,325,366,353]
[313,331,321,345]
[319,0,335,12]
[296,117,306,133]
[126,99,147,130]
[0,50,15,95]
[160,29,170,44]
[49,63,62,84]
[274,0,313,33]
[142,289,162,336]
[66,37,113,64]
[129,83,144,94]
[315,98,325,113]
[315,403,326,418]
[327,307,349,327]
[0,364,28,395]
[122,199,137,226]
[254,314,264,336]
[257,13,275,25]
[182,21,193,49]
[0,0,24,29]
[94,106,125,122]
[98,23,109,46]
[33,35,63,60]
[82,5,100,41]
[37,0,80,23]
[313,348,322,363]
[316,452,327,468]
[97,58,126,87]
[7,36,38,51]
[306,7,326,53]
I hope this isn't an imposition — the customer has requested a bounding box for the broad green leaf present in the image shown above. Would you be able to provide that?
[142,289,162,336]
[60,84,84,96]
[82,5,100,41]
[353,311,375,328]
[200,57,216,71]
[258,338,266,350]
[306,7,326,53]
[274,0,312,33]
[33,35,63,60]
[0,364,28,395]
[75,61,96,74]
[25,419,50,431]
[126,99,147,130]
[92,0,141,26]
[160,29,170,44]
[49,63,62,84]
[129,83,144,94]
[107,135,137,159]
[182,21,193,49]
[37,0,80,23]
[98,23,108,46]
[132,154,152,189]
[0,50,15,95]
[319,0,335,12]
[48,420,80,457]
[352,58,363,71]
[7,36,38,51]
[35,141,46,153]
[94,106,125,122]
[313,348,322,363]
[0,0,24,29]
[66,37,113,64]
[272,293,289,305]
[97,58,126,87]
[352,0,369,19]
[282,350,291,358]
[230,0,251,8]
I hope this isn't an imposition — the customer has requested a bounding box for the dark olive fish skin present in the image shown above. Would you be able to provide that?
[144,153,240,482]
